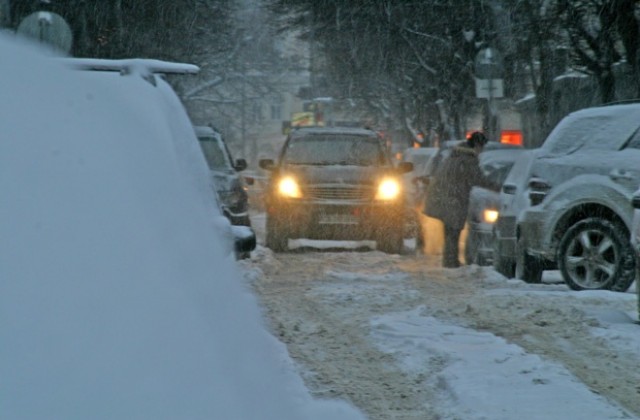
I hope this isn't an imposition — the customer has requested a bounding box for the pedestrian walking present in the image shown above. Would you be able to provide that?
[423,132,500,268]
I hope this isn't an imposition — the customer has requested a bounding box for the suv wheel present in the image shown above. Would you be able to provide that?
[492,231,515,277]
[515,235,543,283]
[493,252,515,278]
[558,218,635,292]
[377,227,404,254]
[265,216,288,253]
[415,219,425,254]
[464,230,488,266]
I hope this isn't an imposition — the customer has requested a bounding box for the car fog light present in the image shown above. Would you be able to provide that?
[376,178,401,200]
[483,209,499,223]
[278,177,302,198]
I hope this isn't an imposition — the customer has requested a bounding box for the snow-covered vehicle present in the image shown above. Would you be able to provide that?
[195,125,256,259]
[492,149,541,277]
[259,126,413,254]
[195,125,251,227]
[515,103,640,292]
[63,61,256,259]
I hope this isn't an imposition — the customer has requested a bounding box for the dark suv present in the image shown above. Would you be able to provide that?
[259,127,413,253]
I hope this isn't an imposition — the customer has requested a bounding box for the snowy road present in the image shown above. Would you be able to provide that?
[240,213,640,420]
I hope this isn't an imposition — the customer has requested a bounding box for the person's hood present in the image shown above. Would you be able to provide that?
[450,144,478,158]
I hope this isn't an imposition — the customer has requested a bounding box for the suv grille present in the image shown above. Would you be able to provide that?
[304,186,373,200]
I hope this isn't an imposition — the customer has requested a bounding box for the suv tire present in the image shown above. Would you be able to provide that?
[266,216,288,253]
[558,218,635,292]
[464,231,489,266]
[515,235,543,283]
[377,227,404,254]
[493,252,515,278]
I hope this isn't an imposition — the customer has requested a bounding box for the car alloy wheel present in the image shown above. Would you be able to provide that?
[558,218,635,292]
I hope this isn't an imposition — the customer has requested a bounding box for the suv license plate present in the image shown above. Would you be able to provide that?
[319,213,358,225]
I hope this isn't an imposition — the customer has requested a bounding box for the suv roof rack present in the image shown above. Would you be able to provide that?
[61,58,199,85]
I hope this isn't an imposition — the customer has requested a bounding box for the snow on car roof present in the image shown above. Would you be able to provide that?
[61,57,200,75]
[290,126,378,137]
[194,125,220,139]
[402,147,438,157]
[541,103,640,155]
[479,147,527,165]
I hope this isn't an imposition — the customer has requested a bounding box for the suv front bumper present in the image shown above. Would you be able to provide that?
[266,198,405,240]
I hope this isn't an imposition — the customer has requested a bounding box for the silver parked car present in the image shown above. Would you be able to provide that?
[492,149,541,277]
[513,103,640,292]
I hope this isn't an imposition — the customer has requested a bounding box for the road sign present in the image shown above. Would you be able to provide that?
[474,47,503,79]
[475,78,504,99]
[17,11,73,54]
[291,112,315,127]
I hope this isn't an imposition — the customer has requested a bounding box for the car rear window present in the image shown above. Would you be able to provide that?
[283,134,386,166]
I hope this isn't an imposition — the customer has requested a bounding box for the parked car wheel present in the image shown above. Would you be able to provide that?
[265,216,288,252]
[493,243,515,278]
[515,235,543,283]
[558,218,635,292]
[377,228,404,254]
[464,230,489,266]
[415,220,425,254]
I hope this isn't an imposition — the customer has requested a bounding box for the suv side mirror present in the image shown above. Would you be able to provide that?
[259,159,276,171]
[234,158,247,172]
[397,161,413,174]
[632,192,640,209]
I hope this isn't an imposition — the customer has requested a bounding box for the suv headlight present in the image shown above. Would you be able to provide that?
[278,176,302,198]
[376,178,401,200]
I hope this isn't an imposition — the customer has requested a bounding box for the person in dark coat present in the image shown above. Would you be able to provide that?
[423,132,500,268]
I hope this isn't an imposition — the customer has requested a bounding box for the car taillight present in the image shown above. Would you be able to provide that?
[528,177,551,206]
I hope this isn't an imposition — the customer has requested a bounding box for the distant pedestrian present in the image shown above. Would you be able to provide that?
[423,132,500,268]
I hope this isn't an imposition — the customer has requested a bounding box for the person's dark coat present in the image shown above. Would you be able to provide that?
[424,144,499,230]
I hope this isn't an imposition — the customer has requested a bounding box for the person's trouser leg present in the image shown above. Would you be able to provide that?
[443,225,461,268]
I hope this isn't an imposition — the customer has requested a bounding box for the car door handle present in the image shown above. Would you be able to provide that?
[609,169,634,181]
[502,183,516,195]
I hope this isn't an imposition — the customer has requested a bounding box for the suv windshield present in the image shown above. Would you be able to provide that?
[283,134,385,166]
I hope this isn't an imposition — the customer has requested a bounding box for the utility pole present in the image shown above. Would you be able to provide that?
[474,47,504,142]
